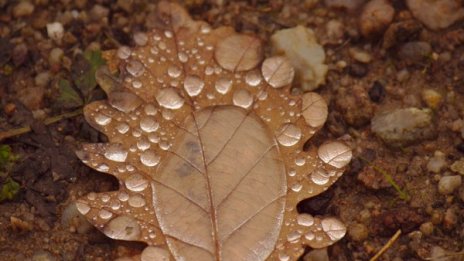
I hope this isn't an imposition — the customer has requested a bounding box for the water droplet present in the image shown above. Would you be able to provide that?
[134,32,148,46]
[76,202,90,215]
[302,92,328,128]
[245,69,262,87]
[291,183,302,192]
[200,24,211,34]
[184,75,204,96]
[178,52,188,63]
[321,217,346,241]
[311,168,330,185]
[279,252,290,261]
[104,144,128,162]
[141,246,170,261]
[128,195,146,208]
[297,214,315,227]
[125,174,148,192]
[140,150,160,167]
[137,138,151,151]
[140,116,159,133]
[167,66,181,78]
[215,78,232,94]
[94,113,111,126]
[262,56,294,88]
[287,231,301,243]
[111,200,121,210]
[118,192,129,201]
[117,46,131,59]
[132,80,142,89]
[144,104,157,116]
[318,142,352,168]
[87,192,96,200]
[233,89,253,109]
[159,141,171,150]
[156,88,184,109]
[116,123,129,134]
[96,163,109,172]
[99,209,113,219]
[164,30,173,38]
[148,133,160,143]
[101,194,110,202]
[109,92,143,113]
[126,60,145,77]
[305,232,315,241]
[103,215,141,240]
[277,124,302,147]
[295,157,306,166]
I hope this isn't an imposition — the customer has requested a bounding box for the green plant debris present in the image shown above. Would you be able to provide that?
[359,156,410,201]
[57,79,84,108]
[0,145,20,202]
[72,50,106,101]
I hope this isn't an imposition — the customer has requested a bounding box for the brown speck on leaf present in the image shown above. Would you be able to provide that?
[76,1,352,260]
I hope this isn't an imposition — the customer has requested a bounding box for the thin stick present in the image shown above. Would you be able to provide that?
[0,108,83,141]
[370,229,402,261]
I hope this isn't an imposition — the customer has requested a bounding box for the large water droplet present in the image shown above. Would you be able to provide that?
[262,56,294,88]
[233,89,253,109]
[140,150,160,167]
[104,144,128,162]
[156,88,184,109]
[184,75,204,97]
[140,116,159,133]
[103,215,141,240]
[109,92,143,113]
[277,124,302,147]
[321,217,346,241]
[126,60,145,77]
[125,174,148,192]
[318,142,352,169]
[215,78,232,94]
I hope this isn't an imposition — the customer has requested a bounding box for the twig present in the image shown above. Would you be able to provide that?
[0,108,83,141]
[370,229,402,261]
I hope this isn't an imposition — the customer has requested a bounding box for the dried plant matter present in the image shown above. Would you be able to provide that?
[76,2,352,261]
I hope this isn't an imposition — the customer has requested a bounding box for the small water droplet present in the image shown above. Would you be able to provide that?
[96,163,109,172]
[99,209,113,219]
[140,116,159,133]
[118,192,129,202]
[109,92,143,113]
[167,66,181,78]
[104,215,141,240]
[148,133,160,143]
[287,231,301,243]
[134,32,148,46]
[262,56,294,88]
[126,60,145,77]
[111,200,121,210]
[245,70,262,87]
[295,157,306,166]
[178,52,188,63]
[277,124,302,147]
[311,168,330,185]
[215,78,232,94]
[117,46,131,59]
[156,88,184,109]
[94,113,111,126]
[291,183,302,192]
[137,138,151,151]
[87,192,96,200]
[116,123,129,134]
[305,232,315,241]
[125,174,148,192]
[164,30,173,38]
[128,195,146,208]
[76,202,90,215]
[144,104,157,116]
[184,75,204,96]
[279,252,290,261]
[159,141,171,150]
[141,246,170,261]
[200,24,211,34]
[321,218,346,241]
[140,150,160,167]
[297,214,315,227]
[132,80,142,89]
[233,89,253,109]
[104,144,128,162]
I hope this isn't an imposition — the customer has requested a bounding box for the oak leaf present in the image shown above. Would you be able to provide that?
[76,2,352,260]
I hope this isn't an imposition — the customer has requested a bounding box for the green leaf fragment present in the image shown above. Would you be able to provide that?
[57,79,83,108]
[0,178,20,202]
[72,50,106,99]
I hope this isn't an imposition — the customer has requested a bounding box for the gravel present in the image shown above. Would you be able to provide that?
[438,175,462,195]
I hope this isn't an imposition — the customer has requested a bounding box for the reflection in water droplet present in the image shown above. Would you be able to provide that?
[94,113,111,126]
[76,202,90,215]
[104,144,128,162]
[297,214,315,227]
[184,75,204,97]
[140,150,160,167]
[126,60,145,77]
[233,89,253,109]
[125,174,148,192]
[215,78,232,94]
[128,195,146,208]
[141,246,170,261]
[140,117,159,133]
[167,66,181,78]
[156,88,184,110]
[245,70,262,87]
[99,209,113,219]
[103,215,141,240]
[117,46,131,59]
[277,124,302,147]
[311,168,330,185]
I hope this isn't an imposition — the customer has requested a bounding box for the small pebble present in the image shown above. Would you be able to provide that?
[426,151,447,173]
[349,47,372,63]
[450,158,464,175]
[359,0,395,37]
[443,208,458,230]
[32,250,57,261]
[47,22,64,43]
[13,1,35,18]
[35,71,51,87]
[422,89,443,109]
[348,63,368,77]
[49,48,64,66]
[348,223,369,241]
[420,222,434,235]
[438,175,462,195]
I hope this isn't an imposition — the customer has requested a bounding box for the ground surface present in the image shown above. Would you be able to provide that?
[1,0,464,260]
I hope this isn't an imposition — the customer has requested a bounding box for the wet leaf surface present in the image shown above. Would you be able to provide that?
[75,2,352,260]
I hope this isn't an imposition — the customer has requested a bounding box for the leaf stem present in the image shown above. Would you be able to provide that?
[0,108,83,141]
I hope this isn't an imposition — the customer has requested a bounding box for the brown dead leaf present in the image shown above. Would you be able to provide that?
[75,2,352,260]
